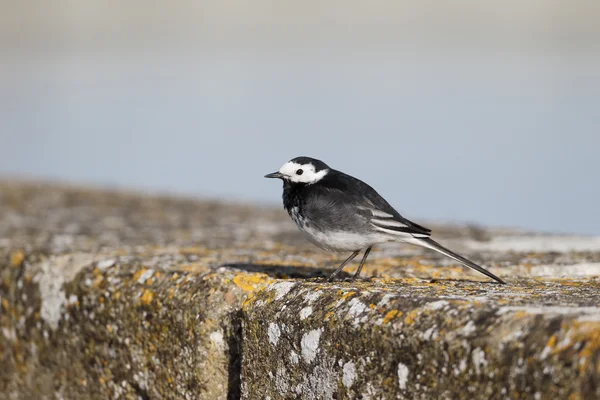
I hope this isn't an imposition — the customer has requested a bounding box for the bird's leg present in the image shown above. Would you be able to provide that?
[327,251,360,281]
[352,246,372,280]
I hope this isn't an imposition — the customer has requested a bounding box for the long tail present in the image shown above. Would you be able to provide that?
[405,237,506,284]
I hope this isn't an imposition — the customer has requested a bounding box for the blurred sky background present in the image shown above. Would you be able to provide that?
[1,1,599,235]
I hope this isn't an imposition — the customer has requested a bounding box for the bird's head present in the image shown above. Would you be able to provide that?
[264,156,330,184]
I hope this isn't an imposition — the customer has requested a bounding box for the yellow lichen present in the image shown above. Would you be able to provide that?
[549,320,600,372]
[241,292,256,310]
[571,322,600,370]
[232,274,272,292]
[383,309,400,324]
[10,250,24,267]
[92,275,103,289]
[132,268,148,283]
[339,291,356,301]
[404,309,419,325]
[140,289,154,305]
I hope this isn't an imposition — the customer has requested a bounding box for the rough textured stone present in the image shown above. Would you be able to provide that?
[1,250,260,399]
[1,181,599,399]
[241,280,600,399]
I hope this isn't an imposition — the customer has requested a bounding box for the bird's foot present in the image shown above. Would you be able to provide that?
[327,272,363,282]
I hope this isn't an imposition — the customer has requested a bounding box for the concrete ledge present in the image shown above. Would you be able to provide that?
[1,251,251,399]
[1,181,600,399]
[241,279,600,399]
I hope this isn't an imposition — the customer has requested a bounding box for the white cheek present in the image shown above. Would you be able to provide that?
[278,161,328,184]
[291,169,327,184]
[291,171,314,183]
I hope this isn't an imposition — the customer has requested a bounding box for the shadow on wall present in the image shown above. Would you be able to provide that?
[221,263,351,280]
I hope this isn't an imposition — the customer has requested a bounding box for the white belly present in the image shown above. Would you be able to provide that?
[290,207,386,252]
[300,226,381,252]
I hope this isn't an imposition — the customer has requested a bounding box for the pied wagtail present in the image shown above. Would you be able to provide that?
[265,156,505,284]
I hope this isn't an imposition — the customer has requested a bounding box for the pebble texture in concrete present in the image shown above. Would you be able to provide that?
[1,181,599,399]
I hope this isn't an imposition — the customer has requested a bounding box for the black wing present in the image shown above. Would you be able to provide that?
[316,169,432,238]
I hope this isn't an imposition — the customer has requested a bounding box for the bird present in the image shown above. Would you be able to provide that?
[264,156,505,284]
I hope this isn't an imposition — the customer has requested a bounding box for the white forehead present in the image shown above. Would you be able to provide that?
[279,161,329,184]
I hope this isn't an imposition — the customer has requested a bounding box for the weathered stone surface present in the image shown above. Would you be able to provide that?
[1,250,256,399]
[242,279,600,399]
[1,181,599,399]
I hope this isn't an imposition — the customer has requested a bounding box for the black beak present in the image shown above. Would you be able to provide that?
[264,172,284,179]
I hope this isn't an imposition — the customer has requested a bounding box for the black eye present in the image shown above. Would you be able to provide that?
[296,169,304,175]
